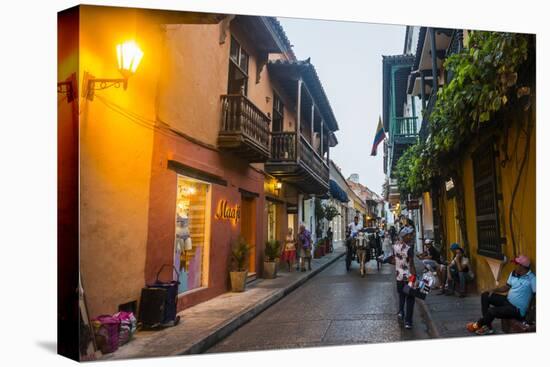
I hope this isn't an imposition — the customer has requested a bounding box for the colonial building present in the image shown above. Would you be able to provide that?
[381,53,419,219]
[406,27,536,291]
[326,160,351,247]
[346,174,382,228]
[58,5,339,321]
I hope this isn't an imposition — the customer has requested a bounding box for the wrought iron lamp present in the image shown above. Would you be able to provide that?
[84,40,144,100]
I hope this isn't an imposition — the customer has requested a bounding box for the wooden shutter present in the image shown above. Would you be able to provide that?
[472,144,503,259]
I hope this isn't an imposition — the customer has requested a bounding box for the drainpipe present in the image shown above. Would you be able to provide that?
[420,71,427,112]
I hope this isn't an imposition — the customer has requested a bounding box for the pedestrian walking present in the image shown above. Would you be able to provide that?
[281,228,297,272]
[382,234,391,256]
[327,227,334,252]
[297,224,312,272]
[388,225,397,244]
[392,225,417,329]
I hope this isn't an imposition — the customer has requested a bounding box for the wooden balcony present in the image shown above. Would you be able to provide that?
[218,94,271,162]
[265,132,329,195]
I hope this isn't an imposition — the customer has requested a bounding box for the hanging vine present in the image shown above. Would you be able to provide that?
[395,31,532,198]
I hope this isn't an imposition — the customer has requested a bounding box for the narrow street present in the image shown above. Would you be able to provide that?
[207,257,430,353]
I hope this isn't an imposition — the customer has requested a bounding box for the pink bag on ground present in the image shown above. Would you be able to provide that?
[113,311,137,346]
[92,315,120,354]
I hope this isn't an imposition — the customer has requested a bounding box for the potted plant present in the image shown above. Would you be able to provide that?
[229,236,250,292]
[319,239,326,256]
[263,239,281,279]
[313,239,324,258]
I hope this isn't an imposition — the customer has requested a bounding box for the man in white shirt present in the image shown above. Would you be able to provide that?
[347,216,363,237]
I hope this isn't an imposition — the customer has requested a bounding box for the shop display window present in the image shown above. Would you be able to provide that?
[175,176,211,294]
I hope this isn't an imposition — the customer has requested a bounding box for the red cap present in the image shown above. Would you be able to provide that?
[511,255,531,268]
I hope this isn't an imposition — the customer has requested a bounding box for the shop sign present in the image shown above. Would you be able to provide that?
[215,200,240,221]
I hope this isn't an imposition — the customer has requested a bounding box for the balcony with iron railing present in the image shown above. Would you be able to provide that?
[388,116,419,176]
[266,131,330,195]
[218,94,271,162]
[391,116,419,144]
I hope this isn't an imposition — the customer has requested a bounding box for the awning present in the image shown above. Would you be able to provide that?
[329,180,349,203]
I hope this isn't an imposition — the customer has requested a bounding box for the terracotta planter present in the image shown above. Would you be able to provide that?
[263,261,277,279]
[230,271,247,292]
[313,247,321,258]
[319,245,325,256]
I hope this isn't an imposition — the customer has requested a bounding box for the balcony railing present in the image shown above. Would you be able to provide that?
[271,132,296,161]
[218,94,271,162]
[393,116,418,139]
[267,131,329,194]
[299,135,329,183]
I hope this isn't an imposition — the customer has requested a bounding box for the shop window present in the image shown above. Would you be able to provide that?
[272,93,284,132]
[287,213,296,237]
[472,144,503,259]
[227,37,249,95]
[267,201,277,241]
[175,176,211,294]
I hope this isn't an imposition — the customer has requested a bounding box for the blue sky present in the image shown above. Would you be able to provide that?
[278,17,406,195]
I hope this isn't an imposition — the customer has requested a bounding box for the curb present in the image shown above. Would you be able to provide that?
[181,250,346,355]
[417,298,441,338]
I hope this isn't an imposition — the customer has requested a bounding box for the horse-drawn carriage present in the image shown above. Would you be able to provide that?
[345,227,383,276]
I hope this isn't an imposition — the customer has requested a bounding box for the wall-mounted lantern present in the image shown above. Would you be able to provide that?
[57,73,77,103]
[84,40,144,101]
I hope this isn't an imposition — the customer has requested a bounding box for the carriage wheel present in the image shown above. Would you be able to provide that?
[345,247,352,271]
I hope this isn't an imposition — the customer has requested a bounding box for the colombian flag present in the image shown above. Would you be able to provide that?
[370,116,385,156]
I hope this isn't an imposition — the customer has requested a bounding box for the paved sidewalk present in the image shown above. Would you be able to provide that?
[102,246,345,360]
[415,266,504,339]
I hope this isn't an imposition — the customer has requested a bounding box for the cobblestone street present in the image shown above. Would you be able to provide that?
[207,258,431,353]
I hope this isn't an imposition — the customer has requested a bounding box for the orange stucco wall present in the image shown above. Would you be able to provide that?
[78,6,161,317]
[65,5,295,317]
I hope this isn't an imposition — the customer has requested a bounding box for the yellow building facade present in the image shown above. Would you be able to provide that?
[438,105,536,292]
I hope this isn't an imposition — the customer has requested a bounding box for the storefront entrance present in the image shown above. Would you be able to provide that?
[174,175,211,294]
[240,196,256,274]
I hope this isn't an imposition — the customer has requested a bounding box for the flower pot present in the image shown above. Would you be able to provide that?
[325,240,330,252]
[313,247,321,259]
[263,261,277,279]
[230,271,247,292]
[320,245,325,256]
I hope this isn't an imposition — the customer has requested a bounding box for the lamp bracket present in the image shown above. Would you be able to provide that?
[57,73,77,103]
[83,71,128,101]
[57,81,74,103]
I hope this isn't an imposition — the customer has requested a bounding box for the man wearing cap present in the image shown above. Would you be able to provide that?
[392,225,417,329]
[467,255,536,335]
[417,239,441,270]
[417,239,443,287]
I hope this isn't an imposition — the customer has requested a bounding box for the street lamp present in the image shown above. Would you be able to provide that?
[84,40,144,100]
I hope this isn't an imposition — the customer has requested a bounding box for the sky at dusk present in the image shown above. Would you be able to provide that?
[278,17,406,196]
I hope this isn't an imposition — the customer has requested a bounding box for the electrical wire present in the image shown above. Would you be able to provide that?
[509,109,532,259]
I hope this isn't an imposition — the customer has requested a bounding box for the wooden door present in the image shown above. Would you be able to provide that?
[241,197,256,274]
